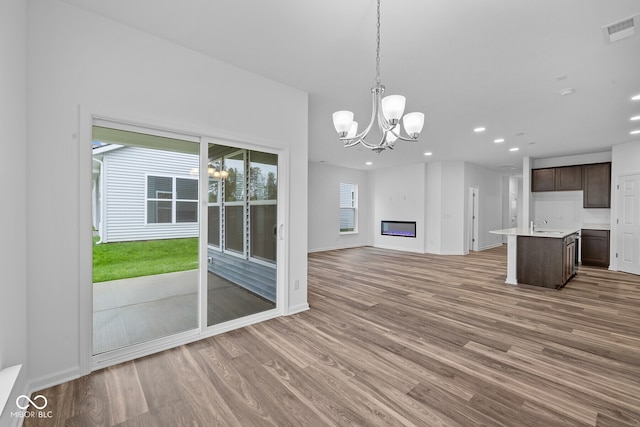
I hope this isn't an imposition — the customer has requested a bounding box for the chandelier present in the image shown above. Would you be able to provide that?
[332,0,424,154]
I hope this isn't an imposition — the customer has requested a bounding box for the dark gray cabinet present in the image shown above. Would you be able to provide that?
[581,229,610,267]
[532,166,582,192]
[531,168,556,192]
[555,165,582,191]
[531,162,611,208]
[583,163,611,208]
[517,234,577,288]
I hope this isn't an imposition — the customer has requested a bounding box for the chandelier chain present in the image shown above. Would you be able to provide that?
[375,0,381,86]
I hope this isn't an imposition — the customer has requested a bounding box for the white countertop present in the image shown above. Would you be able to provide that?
[490,227,580,238]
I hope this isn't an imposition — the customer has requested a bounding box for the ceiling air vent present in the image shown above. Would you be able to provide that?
[602,14,637,43]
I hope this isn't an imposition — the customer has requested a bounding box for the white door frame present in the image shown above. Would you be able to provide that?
[613,172,640,275]
[80,108,289,375]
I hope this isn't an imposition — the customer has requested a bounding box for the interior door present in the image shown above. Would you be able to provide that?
[617,173,640,275]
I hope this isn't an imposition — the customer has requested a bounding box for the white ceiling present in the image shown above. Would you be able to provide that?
[61,0,640,172]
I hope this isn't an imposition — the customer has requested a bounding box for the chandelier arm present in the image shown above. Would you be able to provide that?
[361,139,381,150]
[387,127,416,142]
[356,87,380,140]
[343,139,362,148]
[341,135,381,150]
[339,86,379,145]
[395,134,419,142]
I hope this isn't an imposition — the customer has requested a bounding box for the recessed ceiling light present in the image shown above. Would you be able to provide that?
[493,138,505,143]
[633,94,640,101]
[365,161,373,165]
[631,130,640,135]
[509,147,519,152]
[631,115,640,121]
[424,152,433,156]
[474,127,486,133]
[559,88,575,96]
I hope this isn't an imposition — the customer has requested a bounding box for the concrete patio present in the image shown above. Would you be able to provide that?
[93,270,275,355]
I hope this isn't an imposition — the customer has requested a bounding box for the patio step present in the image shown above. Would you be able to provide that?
[207,249,276,302]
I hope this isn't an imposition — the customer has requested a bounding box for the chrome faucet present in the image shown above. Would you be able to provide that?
[530,219,548,233]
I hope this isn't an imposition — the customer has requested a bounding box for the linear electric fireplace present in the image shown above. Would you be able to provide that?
[381,220,416,238]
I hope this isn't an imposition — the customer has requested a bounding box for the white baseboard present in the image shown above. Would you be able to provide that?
[287,303,310,315]
[374,244,424,254]
[425,249,467,255]
[480,243,503,251]
[308,244,366,253]
[27,366,81,395]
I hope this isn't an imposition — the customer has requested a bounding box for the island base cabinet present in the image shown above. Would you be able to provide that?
[517,235,577,288]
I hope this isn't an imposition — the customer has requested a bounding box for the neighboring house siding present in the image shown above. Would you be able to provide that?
[104,146,199,242]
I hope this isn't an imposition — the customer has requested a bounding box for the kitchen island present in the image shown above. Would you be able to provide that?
[490,228,580,288]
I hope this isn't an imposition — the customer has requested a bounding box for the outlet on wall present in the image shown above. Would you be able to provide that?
[293,279,299,290]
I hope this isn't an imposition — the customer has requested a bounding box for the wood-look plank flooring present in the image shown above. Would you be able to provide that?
[24,245,640,426]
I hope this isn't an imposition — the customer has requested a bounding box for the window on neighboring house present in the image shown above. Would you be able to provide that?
[339,182,357,233]
[146,175,198,224]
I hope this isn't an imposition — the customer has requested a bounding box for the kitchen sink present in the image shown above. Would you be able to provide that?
[534,230,563,235]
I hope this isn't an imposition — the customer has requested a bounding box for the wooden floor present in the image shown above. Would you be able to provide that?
[24,246,640,426]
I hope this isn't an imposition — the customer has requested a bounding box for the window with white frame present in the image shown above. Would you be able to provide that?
[339,182,357,233]
[146,175,198,224]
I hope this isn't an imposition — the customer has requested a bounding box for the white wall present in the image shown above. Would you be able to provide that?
[532,151,612,168]
[425,161,467,255]
[424,161,503,255]
[532,191,611,229]
[27,0,308,389]
[425,162,442,253]
[440,162,466,254]
[308,162,371,252]
[612,140,640,177]
[464,163,504,251]
[372,163,425,253]
[0,0,28,424]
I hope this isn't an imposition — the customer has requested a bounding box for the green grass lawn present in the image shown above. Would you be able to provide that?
[93,237,198,283]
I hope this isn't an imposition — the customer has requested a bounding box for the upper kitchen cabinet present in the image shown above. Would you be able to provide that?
[555,165,582,191]
[583,162,611,208]
[531,165,582,192]
[531,168,556,192]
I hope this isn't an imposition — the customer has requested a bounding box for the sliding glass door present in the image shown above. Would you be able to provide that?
[91,125,280,357]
